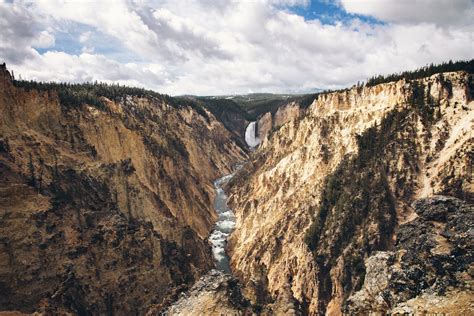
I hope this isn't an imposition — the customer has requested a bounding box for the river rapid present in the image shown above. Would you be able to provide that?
[209,121,258,272]
[208,172,238,273]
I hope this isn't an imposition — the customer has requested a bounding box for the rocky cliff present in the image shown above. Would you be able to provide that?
[256,101,303,142]
[1,61,472,316]
[159,269,250,315]
[0,64,246,314]
[347,196,473,315]
[227,71,473,314]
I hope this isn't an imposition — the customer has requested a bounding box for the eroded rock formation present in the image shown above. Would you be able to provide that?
[1,62,472,315]
[256,101,303,141]
[0,64,246,314]
[227,71,473,314]
[160,269,250,315]
[347,196,473,315]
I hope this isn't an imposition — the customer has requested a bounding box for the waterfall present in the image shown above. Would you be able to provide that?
[245,121,260,148]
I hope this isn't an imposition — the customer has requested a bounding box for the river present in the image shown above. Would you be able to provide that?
[209,122,257,273]
[208,172,238,273]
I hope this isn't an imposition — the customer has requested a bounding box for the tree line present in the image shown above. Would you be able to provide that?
[366,59,473,87]
[12,79,211,119]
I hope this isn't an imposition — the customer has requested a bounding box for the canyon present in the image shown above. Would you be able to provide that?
[227,70,473,315]
[0,63,246,315]
[0,62,473,315]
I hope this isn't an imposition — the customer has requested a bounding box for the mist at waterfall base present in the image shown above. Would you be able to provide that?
[209,173,237,273]
[245,122,260,148]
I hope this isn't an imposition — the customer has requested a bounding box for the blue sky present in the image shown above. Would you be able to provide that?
[1,0,472,95]
[285,0,383,25]
[36,23,138,63]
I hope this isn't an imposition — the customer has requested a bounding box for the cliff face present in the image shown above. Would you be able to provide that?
[227,71,473,314]
[198,98,251,148]
[1,61,472,316]
[256,101,302,141]
[0,65,246,314]
[347,196,473,315]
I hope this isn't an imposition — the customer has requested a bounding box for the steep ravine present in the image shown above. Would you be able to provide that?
[1,61,472,315]
[0,64,248,315]
[161,124,266,315]
[162,169,253,316]
[227,71,473,315]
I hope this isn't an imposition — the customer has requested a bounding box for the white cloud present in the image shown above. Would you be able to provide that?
[79,31,92,44]
[32,30,55,48]
[11,50,167,87]
[81,46,95,54]
[269,0,310,7]
[1,0,473,95]
[0,1,40,63]
[340,0,474,26]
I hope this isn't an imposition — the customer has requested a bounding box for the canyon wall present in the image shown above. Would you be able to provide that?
[1,62,472,315]
[228,71,473,314]
[0,65,246,314]
[256,101,302,141]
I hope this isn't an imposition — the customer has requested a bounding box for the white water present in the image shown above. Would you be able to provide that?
[245,121,260,148]
[209,172,238,273]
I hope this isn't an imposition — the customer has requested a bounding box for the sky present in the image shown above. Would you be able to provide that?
[0,0,473,95]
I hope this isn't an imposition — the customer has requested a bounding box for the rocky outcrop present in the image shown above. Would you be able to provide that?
[256,112,273,141]
[347,196,473,315]
[0,64,246,314]
[227,71,473,314]
[158,269,250,315]
[256,101,302,141]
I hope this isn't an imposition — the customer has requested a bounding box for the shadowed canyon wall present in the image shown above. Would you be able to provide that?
[0,64,246,314]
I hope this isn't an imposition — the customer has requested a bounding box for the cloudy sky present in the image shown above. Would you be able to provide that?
[1,0,473,95]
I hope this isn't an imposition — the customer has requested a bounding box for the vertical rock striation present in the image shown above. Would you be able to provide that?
[227,71,473,314]
[0,64,246,314]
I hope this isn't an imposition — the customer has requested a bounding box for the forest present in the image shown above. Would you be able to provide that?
[365,59,473,87]
[12,79,210,120]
